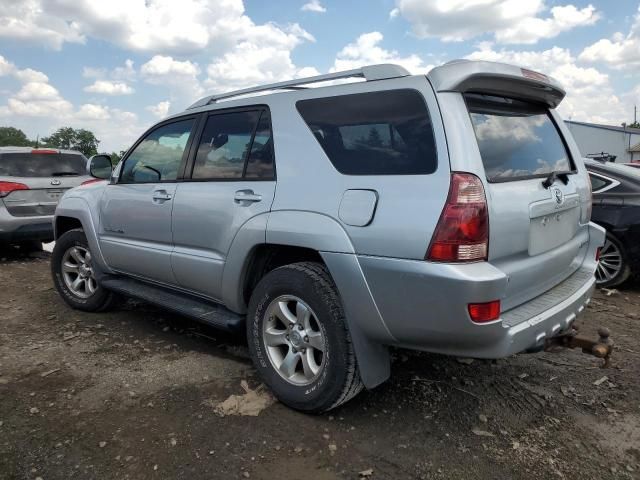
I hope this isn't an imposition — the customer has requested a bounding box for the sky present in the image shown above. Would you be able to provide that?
[0,0,639,152]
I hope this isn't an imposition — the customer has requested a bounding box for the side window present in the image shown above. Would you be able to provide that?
[192,110,270,180]
[296,89,437,175]
[244,111,275,179]
[589,173,610,192]
[121,119,194,183]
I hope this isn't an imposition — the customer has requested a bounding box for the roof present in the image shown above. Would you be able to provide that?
[565,120,640,135]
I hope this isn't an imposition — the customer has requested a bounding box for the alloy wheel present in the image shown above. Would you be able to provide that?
[595,238,623,285]
[262,295,326,386]
[61,246,97,299]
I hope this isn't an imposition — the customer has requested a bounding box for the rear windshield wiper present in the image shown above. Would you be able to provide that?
[50,171,80,177]
[542,171,569,189]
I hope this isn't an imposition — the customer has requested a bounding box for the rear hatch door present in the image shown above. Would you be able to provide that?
[0,151,89,217]
[465,93,590,310]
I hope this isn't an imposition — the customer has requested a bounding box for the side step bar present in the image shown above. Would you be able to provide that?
[100,276,245,332]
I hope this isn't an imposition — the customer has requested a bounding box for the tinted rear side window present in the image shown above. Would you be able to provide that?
[466,94,573,182]
[0,153,86,177]
[296,89,437,175]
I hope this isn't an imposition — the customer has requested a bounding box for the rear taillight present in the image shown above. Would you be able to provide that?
[468,300,501,323]
[0,181,29,198]
[427,172,489,262]
[81,178,105,186]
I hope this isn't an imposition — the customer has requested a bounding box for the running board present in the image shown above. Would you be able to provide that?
[100,276,245,332]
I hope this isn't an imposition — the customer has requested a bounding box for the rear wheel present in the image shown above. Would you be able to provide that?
[595,233,631,288]
[247,262,363,413]
[51,229,117,312]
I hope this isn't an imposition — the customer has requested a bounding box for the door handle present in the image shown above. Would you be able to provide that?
[152,190,173,202]
[234,190,262,204]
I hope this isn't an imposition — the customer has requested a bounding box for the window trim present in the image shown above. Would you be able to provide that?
[463,93,578,184]
[589,171,620,194]
[295,88,438,176]
[116,114,202,185]
[182,104,276,183]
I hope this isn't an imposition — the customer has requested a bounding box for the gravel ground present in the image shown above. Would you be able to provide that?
[1,246,639,480]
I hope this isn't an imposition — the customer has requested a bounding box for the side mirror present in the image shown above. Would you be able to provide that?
[87,154,113,179]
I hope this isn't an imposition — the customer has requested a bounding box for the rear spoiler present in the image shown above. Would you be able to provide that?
[427,60,565,108]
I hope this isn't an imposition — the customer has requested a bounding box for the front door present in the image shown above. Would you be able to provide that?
[99,117,197,285]
[171,108,276,299]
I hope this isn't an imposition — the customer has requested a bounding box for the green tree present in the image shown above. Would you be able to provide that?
[628,121,640,129]
[42,127,100,157]
[108,150,127,164]
[0,126,32,147]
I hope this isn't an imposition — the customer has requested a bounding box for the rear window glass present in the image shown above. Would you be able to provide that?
[0,153,86,177]
[296,89,437,175]
[466,94,573,182]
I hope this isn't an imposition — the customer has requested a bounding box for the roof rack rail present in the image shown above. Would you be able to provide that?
[187,63,411,110]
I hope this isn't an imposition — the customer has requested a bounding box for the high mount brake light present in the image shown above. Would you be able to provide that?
[427,173,489,262]
[31,149,58,154]
[0,181,29,198]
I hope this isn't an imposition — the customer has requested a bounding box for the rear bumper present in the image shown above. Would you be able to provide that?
[0,204,54,243]
[356,222,604,358]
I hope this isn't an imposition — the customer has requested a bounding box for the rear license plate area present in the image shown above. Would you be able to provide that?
[528,206,580,256]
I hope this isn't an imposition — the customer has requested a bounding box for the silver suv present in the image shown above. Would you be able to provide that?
[51,61,604,412]
[0,147,92,248]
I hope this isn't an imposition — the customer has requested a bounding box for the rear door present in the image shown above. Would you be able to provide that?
[464,94,590,309]
[170,107,276,300]
[0,150,88,217]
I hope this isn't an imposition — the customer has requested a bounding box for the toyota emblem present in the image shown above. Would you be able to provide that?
[552,187,564,205]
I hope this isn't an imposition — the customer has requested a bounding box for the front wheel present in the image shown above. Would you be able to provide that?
[51,229,117,312]
[595,233,631,288]
[246,262,363,413]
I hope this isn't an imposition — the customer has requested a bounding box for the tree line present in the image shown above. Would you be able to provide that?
[0,126,125,162]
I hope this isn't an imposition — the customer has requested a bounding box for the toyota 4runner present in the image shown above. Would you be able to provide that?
[51,61,605,412]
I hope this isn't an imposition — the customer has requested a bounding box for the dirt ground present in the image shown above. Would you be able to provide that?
[1,246,639,480]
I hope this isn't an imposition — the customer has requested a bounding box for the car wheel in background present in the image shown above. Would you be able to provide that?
[596,233,631,288]
[247,262,363,413]
[51,228,117,312]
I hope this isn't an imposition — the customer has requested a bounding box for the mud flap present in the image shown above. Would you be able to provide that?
[321,252,392,389]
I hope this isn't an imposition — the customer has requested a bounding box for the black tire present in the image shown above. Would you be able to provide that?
[51,228,117,312]
[247,262,363,413]
[596,233,631,288]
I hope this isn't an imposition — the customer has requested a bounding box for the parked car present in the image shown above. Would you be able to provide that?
[0,147,94,249]
[585,159,640,287]
[51,61,603,412]
[624,162,640,169]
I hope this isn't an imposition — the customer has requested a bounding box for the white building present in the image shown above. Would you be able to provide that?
[565,120,640,163]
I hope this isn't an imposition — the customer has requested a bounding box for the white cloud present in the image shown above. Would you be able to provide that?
[140,56,200,77]
[331,32,433,74]
[0,0,85,50]
[579,6,640,70]
[8,82,74,117]
[465,45,627,124]
[84,80,134,95]
[301,0,326,13]
[1,0,313,56]
[393,0,599,44]
[0,55,49,83]
[76,103,111,120]
[146,101,171,118]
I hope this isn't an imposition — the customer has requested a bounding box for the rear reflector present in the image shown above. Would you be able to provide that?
[31,149,58,154]
[427,173,489,262]
[596,247,601,262]
[0,181,29,198]
[468,301,501,323]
